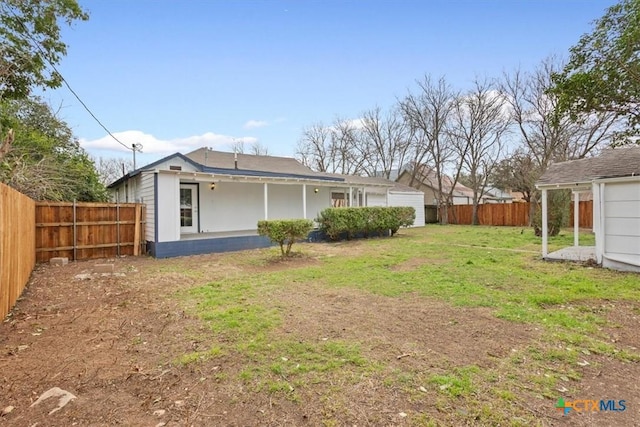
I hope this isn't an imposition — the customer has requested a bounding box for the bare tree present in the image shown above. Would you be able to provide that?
[94,157,134,186]
[249,141,269,156]
[296,122,331,171]
[230,139,245,154]
[296,118,366,174]
[359,106,412,178]
[451,79,510,224]
[502,57,618,168]
[399,75,458,223]
[500,57,619,223]
[329,117,365,174]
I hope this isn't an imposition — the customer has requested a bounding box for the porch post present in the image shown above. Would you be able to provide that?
[541,188,548,258]
[386,187,389,206]
[573,191,579,247]
[349,187,353,207]
[264,183,268,220]
[302,184,307,219]
[363,187,367,207]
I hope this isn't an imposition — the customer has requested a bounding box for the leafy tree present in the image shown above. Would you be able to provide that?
[552,0,640,143]
[490,150,540,203]
[0,97,107,201]
[0,0,88,100]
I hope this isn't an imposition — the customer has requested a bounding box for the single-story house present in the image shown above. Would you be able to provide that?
[536,146,640,272]
[108,148,425,258]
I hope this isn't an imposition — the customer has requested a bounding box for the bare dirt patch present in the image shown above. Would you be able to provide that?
[274,285,538,369]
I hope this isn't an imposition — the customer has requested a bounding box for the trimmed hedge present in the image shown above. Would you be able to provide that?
[316,206,415,241]
[257,219,314,256]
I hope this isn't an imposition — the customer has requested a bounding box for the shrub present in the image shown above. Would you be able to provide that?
[257,219,314,256]
[316,206,415,240]
[532,190,571,237]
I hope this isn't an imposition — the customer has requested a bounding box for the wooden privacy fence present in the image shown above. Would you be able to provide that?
[446,201,593,228]
[35,202,145,263]
[568,201,593,228]
[0,183,36,320]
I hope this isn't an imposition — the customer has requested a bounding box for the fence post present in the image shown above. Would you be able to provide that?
[133,204,141,256]
[116,202,120,257]
[73,199,77,261]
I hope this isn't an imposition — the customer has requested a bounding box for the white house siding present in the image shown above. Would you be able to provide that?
[305,186,332,221]
[157,173,181,242]
[602,181,640,269]
[366,192,387,207]
[139,172,155,242]
[267,184,304,220]
[388,191,425,227]
[198,181,264,233]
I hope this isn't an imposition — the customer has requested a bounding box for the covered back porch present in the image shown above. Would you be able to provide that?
[539,183,596,263]
[151,170,392,257]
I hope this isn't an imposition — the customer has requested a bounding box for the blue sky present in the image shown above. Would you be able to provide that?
[40,0,616,166]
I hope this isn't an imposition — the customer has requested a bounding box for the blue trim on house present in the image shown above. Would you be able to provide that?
[148,235,272,258]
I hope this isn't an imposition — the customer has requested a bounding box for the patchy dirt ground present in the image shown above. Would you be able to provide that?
[1,244,639,426]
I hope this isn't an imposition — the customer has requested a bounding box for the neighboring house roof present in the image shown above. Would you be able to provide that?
[510,191,527,202]
[537,146,640,187]
[484,186,514,201]
[399,166,490,200]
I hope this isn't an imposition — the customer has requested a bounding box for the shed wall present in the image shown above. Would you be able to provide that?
[388,192,425,227]
[602,181,640,267]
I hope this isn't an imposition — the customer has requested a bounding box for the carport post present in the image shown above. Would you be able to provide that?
[541,188,548,258]
[573,191,580,247]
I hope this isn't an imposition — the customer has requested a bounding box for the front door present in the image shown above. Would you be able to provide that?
[179,184,198,233]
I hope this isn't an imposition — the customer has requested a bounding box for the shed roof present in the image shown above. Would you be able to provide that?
[537,146,640,187]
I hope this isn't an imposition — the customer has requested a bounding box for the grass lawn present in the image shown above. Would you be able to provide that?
[175,225,639,426]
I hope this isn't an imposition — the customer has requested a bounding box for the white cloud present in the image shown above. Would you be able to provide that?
[243,119,269,129]
[80,130,258,155]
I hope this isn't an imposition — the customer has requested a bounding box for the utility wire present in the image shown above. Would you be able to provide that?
[7,8,134,152]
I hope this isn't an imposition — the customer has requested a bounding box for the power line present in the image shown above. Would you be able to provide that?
[6,8,134,152]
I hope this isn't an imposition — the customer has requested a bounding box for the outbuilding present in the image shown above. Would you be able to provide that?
[536,146,640,272]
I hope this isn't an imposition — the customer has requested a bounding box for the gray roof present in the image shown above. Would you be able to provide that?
[537,146,640,186]
[186,148,327,177]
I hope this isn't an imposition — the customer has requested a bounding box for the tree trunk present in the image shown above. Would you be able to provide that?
[472,202,479,225]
